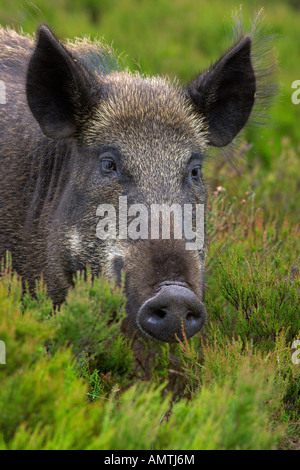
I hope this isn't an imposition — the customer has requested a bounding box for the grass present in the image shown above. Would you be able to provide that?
[0,252,299,450]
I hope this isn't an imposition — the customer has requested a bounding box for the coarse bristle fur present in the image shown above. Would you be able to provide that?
[217,8,278,169]
[230,8,278,126]
[0,25,119,73]
[83,72,208,151]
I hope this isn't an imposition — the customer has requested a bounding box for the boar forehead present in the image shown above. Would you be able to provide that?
[82,72,208,173]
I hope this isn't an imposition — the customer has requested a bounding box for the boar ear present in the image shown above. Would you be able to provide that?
[185,36,256,147]
[26,25,100,139]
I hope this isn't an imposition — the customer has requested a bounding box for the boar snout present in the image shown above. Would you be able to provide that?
[137,284,206,342]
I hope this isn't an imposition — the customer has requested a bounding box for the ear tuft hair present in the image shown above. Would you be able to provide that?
[26,25,102,140]
[230,8,278,129]
[185,9,278,150]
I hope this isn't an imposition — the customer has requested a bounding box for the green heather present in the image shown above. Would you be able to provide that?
[0,0,299,450]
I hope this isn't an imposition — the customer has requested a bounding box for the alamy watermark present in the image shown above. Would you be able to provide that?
[0,340,6,364]
[96,196,205,250]
[291,80,300,104]
[291,340,300,365]
[0,80,6,104]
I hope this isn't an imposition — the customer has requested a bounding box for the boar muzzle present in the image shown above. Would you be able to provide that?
[137,284,206,342]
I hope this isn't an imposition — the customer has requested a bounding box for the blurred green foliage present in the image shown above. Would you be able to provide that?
[1,255,299,450]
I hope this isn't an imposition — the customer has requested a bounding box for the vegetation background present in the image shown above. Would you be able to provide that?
[0,0,299,450]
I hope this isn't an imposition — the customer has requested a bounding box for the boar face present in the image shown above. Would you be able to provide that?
[26,25,256,342]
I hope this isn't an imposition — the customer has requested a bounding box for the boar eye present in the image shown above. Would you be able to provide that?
[191,166,202,180]
[100,159,117,174]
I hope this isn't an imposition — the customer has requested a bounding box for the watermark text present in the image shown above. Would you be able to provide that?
[292,340,300,365]
[96,196,204,251]
[0,80,6,104]
[0,340,6,364]
[291,80,300,104]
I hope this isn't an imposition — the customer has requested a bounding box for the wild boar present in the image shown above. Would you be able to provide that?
[0,17,275,341]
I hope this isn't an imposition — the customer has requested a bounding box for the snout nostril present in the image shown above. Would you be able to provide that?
[138,285,206,342]
[153,308,167,320]
[186,311,195,321]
